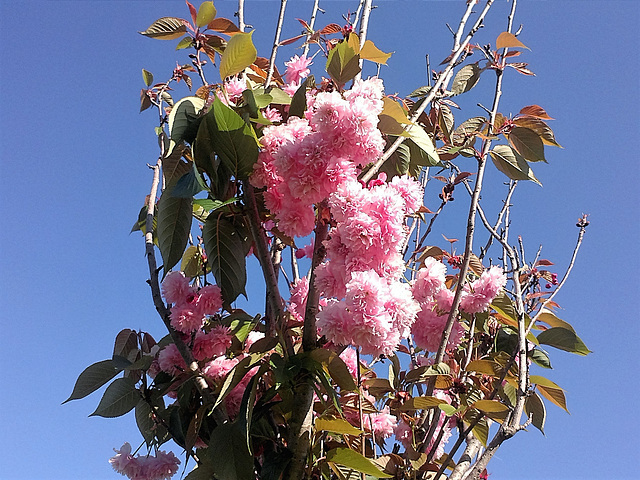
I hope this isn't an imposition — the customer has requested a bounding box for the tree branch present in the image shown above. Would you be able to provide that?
[265,0,288,87]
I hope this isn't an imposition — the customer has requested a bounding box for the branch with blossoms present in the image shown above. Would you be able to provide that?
[65,2,591,480]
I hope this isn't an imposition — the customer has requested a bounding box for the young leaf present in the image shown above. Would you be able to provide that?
[496,31,530,50]
[508,127,546,163]
[513,116,562,147]
[473,399,510,413]
[519,104,554,120]
[326,448,393,478]
[407,126,440,166]
[309,348,357,391]
[489,145,542,185]
[176,36,195,50]
[326,40,361,86]
[536,310,576,332]
[142,69,153,87]
[537,327,591,355]
[219,31,257,80]
[399,396,447,411]
[196,1,216,28]
[90,377,139,418]
[360,39,392,64]
[203,98,259,180]
[451,63,482,96]
[157,189,193,273]
[289,75,315,118]
[63,360,121,403]
[139,17,188,40]
[208,17,242,36]
[203,214,247,303]
[536,384,569,413]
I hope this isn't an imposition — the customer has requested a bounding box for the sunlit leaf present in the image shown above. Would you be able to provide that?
[203,214,247,303]
[326,448,392,478]
[465,359,500,377]
[473,399,510,413]
[326,40,361,86]
[489,144,542,185]
[175,36,194,50]
[508,127,546,163]
[219,31,257,80]
[399,396,446,411]
[309,349,357,391]
[316,417,363,436]
[536,384,569,413]
[196,1,216,28]
[519,104,554,120]
[142,69,153,87]
[157,189,193,273]
[513,116,562,147]
[139,17,188,40]
[208,17,242,35]
[537,327,591,355]
[360,40,392,64]
[407,126,440,166]
[451,63,482,96]
[90,377,139,418]
[536,310,575,332]
[496,31,530,50]
[63,360,121,403]
[382,97,411,124]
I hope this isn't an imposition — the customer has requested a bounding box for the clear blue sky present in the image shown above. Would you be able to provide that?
[0,1,638,479]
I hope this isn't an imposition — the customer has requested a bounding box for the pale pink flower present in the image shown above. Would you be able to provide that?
[224,75,246,102]
[244,331,265,351]
[282,81,300,97]
[262,106,282,123]
[339,347,366,379]
[284,54,312,84]
[202,356,239,381]
[288,277,309,322]
[364,407,397,442]
[394,420,413,450]
[109,443,180,480]
[295,241,314,259]
[389,175,424,214]
[161,271,194,305]
[460,265,507,314]
[412,258,447,302]
[412,304,464,353]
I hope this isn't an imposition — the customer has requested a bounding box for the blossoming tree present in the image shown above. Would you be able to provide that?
[66,1,591,479]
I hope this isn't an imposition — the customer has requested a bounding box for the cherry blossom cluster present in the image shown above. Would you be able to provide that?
[411,258,506,353]
[109,443,179,480]
[161,271,223,333]
[316,175,423,356]
[250,77,386,238]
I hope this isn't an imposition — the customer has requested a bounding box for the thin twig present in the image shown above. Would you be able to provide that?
[237,0,245,32]
[303,0,321,58]
[265,0,288,87]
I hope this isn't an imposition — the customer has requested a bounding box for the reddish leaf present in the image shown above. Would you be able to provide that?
[279,34,305,46]
[507,62,535,76]
[535,259,555,267]
[186,0,197,25]
[454,172,475,184]
[318,23,343,35]
[140,89,152,112]
[442,235,458,244]
[297,18,310,30]
[519,105,554,120]
[513,116,562,147]
[417,206,434,214]
[208,17,241,35]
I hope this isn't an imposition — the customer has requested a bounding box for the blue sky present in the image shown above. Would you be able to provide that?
[0,1,638,479]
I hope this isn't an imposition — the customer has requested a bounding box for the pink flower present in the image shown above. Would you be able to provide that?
[109,443,180,480]
[196,284,223,315]
[192,326,233,361]
[288,277,309,322]
[284,54,312,84]
[169,302,205,333]
[460,266,507,314]
[394,420,413,450]
[389,175,424,214]
[412,303,464,353]
[295,241,314,259]
[412,257,447,302]
[161,271,194,305]
[262,106,282,123]
[244,330,265,351]
[202,356,239,381]
[364,407,397,442]
[224,75,246,102]
[157,344,186,376]
[339,347,367,379]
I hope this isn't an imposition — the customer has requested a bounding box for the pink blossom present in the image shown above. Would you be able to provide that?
[295,241,314,259]
[192,326,233,361]
[412,304,464,353]
[288,277,309,322]
[244,331,265,351]
[262,106,282,123]
[202,356,239,381]
[394,420,413,450]
[169,302,205,333]
[460,266,507,314]
[412,257,447,302]
[161,271,194,305]
[224,75,246,102]
[157,344,186,376]
[284,55,312,84]
[389,175,424,214]
[364,407,397,442]
[339,347,366,379]
[109,443,180,480]
[196,284,223,315]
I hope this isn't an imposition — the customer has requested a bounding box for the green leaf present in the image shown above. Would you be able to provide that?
[529,348,553,369]
[465,359,500,377]
[491,291,518,325]
[203,214,247,302]
[471,416,489,447]
[525,391,546,434]
[536,310,575,332]
[438,404,458,416]
[90,377,139,418]
[157,188,193,273]
[316,417,363,436]
[184,465,216,480]
[175,36,194,50]
[196,1,216,28]
[326,448,392,478]
[142,69,153,87]
[212,356,254,411]
[139,17,188,40]
[537,327,591,355]
[513,116,562,147]
[172,162,209,198]
[399,396,447,412]
[326,40,361,86]
[407,126,440,166]
[63,360,121,403]
[359,40,392,64]
[289,75,315,118]
[167,96,206,156]
[309,349,357,391]
[537,384,569,413]
[204,98,259,180]
[508,127,546,162]
[181,245,205,278]
[219,31,257,80]
[208,420,254,480]
[451,63,482,96]
[490,144,542,185]
[135,399,155,445]
[452,116,486,146]
[473,399,510,413]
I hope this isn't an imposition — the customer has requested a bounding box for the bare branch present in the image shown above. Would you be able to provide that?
[237,0,245,32]
[303,0,321,58]
[265,0,288,87]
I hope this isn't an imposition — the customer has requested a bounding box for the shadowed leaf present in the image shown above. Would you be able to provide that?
[508,127,546,163]
[525,392,546,434]
[490,145,542,185]
[64,360,122,403]
[451,63,482,96]
[157,189,193,273]
[326,448,392,478]
[90,377,139,418]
